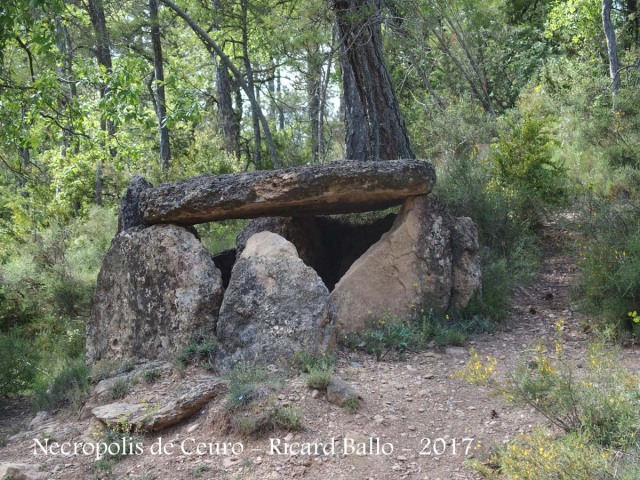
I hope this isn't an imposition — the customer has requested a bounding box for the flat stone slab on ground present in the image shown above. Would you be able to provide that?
[92,376,227,431]
[140,159,435,225]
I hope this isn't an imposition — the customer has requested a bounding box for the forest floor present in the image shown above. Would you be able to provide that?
[1,217,640,480]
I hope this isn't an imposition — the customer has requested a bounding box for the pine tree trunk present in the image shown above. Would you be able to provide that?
[149,0,171,171]
[332,0,414,161]
[87,0,116,204]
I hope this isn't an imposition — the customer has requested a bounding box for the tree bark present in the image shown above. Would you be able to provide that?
[240,0,262,169]
[307,46,322,163]
[331,0,414,161]
[602,0,621,94]
[210,0,240,158]
[149,0,171,171]
[160,0,281,168]
[86,0,116,205]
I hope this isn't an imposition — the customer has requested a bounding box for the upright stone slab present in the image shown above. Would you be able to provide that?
[216,232,335,370]
[86,224,224,363]
[140,159,435,225]
[330,196,482,335]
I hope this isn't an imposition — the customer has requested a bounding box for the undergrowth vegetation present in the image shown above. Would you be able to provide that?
[220,361,302,438]
[457,326,640,479]
[342,309,495,361]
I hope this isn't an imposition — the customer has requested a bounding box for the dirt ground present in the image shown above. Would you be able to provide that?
[1,220,639,480]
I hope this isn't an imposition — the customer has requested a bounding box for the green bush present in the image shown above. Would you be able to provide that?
[488,113,567,226]
[107,378,130,400]
[436,147,540,322]
[34,357,90,411]
[232,404,303,437]
[224,362,275,411]
[575,200,640,334]
[0,331,39,398]
[306,364,334,390]
[460,333,640,479]
[342,311,490,361]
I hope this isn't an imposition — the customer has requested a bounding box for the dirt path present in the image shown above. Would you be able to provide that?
[2,221,639,480]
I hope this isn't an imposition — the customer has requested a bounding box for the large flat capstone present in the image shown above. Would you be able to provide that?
[139,159,435,225]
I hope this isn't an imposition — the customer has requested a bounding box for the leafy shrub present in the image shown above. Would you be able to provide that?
[575,200,640,334]
[436,149,540,322]
[488,113,566,225]
[306,364,334,390]
[0,331,39,398]
[291,350,336,373]
[34,357,90,411]
[474,430,614,480]
[232,404,303,437]
[461,333,640,479]
[143,368,160,383]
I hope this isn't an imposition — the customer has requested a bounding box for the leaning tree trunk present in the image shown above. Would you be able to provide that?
[149,0,171,171]
[602,0,621,95]
[331,0,414,161]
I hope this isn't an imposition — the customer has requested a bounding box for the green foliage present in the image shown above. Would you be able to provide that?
[143,368,160,384]
[196,219,248,255]
[343,396,360,414]
[306,364,334,390]
[575,201,640,334]
[221,361,300,438]
[173,332,217,370]
[34,357,90,411]
[107,378,130,400]
[90,359,135,383]
[474,430,620,480]
[462,335,640,479]
[224,362,274,411]
[232,404,303,438]
[488,112,567,225]
[90,459,114,479]
[292,350,336,389]
[0,330,39,398]
[342,310,489,361]
[191,464,211,477]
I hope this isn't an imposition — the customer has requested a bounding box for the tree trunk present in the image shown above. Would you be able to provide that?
[87,0,116,205]
[602,0,621,94]
[216,58,241,158]
[340,40,368,161]
[276,69,285,131]
[240,0,262,169]
[331,0,414,161]
[149,0,171,171]
[211,0,240,158]
[307,46,322,163]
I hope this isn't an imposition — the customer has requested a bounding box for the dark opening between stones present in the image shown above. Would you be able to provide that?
[214,212,397,292]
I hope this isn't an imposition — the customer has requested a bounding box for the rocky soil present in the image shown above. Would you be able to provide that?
[1,220,639,480]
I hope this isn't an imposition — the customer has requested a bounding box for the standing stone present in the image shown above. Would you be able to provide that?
[450,216,482,307]
[86,224,223,363]
[216,232,335,370]
[330,196,481,335]
[236,216,324,271]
